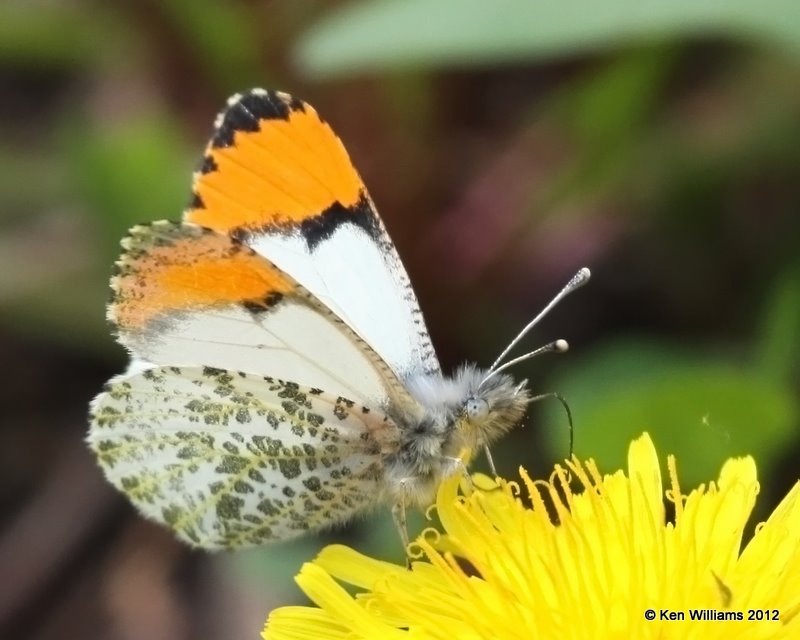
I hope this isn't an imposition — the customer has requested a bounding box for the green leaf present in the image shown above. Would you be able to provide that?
[0,268,113,353]
[541,48,676,204]
[2,108,193,353]
[294,0,800,78]
[63,112,193,246]
[159,0,263,92]
[0,4,129,69]
[756,266,800,385]
[231,536,325,599]
[544,340,797,487]
[229,512,412,594]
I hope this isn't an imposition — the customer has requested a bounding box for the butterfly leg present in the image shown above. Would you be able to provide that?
[391,489,412,568]
[392,484,410,551]
[482,445,498,477]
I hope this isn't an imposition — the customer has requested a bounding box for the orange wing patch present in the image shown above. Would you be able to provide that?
[186,89,365,234]
[111,221,295,331]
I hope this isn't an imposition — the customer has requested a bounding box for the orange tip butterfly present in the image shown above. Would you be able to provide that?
[88,89,590,550]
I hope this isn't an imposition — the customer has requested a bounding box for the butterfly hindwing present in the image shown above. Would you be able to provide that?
[184,89,440,382]
[88,366,400,548]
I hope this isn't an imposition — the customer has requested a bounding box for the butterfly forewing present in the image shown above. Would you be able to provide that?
[185,89,440,381]
[89,366,399,548]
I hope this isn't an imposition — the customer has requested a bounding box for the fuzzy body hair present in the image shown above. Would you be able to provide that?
[379,364,530,508]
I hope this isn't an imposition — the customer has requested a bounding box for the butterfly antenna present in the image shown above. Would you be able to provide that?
[481,340,568,387]
[530,391,575,459]
[487,267,591,374]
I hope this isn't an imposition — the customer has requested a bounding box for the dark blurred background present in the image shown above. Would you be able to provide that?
[2,1,799,638]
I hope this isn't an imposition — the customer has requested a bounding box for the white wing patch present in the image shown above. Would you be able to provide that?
[88,366,401,549]
[121,300,397,408]
[248,219,440,382]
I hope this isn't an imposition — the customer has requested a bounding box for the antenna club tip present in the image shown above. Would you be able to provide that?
[566,267,591,292]
[554,339,569,352]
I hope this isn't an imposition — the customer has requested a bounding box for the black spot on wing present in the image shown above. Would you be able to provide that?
[212,95,262,147]
[242,91,304,120]
[264,291,284,306]
[190,192,205,210]
[199,154,217,174]
[211,90,304,149]
[230,191,381,251]
[242,300,266,314]
[299,193,381,251]
[242,291,284,315]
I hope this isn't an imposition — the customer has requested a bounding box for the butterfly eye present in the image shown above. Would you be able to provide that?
[465,397,489,421]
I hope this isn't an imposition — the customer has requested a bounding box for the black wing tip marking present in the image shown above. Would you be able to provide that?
[211,89,306,149]
[199,154,218,174]
[190,192,205,210]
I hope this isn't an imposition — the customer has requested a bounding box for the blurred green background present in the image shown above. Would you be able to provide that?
[1,1,799,638]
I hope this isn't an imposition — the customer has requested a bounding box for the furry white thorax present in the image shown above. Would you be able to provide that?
[381,364,531,508]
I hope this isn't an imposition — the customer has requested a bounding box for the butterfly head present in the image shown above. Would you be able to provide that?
[401,364,531,465]
[396,268,592,476]
[457,365,532,451]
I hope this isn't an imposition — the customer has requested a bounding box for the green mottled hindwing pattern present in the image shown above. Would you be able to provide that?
[88,365,399,549]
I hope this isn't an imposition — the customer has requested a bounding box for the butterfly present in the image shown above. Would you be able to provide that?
[88,89,590,550]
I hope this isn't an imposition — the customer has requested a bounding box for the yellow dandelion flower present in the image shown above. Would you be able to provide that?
[263,433,800,639]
